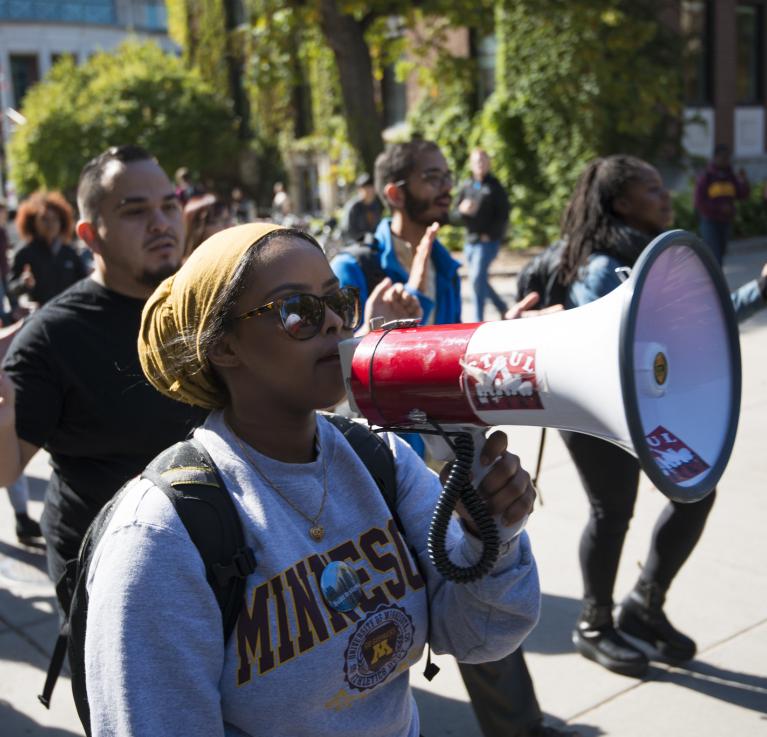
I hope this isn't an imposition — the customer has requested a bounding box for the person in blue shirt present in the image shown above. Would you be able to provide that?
[331,140,461,329]
[556,156,725,679]
[333,140,573,737]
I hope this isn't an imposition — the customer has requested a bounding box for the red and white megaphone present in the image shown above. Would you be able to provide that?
[339,230,741,506]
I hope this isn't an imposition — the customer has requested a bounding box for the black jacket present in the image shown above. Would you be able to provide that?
[10,238,87,305]
[456,173,511,242]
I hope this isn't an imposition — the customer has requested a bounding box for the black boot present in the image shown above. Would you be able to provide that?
[617,580,696,662]
[572,600,648,677]
[15,512,43,545]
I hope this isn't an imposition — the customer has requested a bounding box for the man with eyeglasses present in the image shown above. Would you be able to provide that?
[331,140,462,330]
[0,145,208,597]
[332,141,575,737]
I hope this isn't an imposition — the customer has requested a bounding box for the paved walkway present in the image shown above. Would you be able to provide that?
[1,237,766,736]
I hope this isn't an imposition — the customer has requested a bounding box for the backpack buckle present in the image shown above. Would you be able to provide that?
[212,547,257,586]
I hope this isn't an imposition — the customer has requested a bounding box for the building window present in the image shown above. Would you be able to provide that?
[382,65,407,129]
[134,0,167,31]
[9,54,40,108]
[476,34,496,105]
[736,3,764,104]
[0,1,116,24]
[681,0,713,106]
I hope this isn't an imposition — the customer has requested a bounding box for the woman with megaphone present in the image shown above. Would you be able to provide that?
[74,222,541,737]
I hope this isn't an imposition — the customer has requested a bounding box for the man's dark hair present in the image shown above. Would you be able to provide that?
[77,145,156,222]
[374,140,441,203]
[355,172,373,188]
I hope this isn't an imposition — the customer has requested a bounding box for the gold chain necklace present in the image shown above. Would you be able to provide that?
[229,425,329,541]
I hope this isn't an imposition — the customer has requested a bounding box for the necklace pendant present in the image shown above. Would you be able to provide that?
[309,524,324,541]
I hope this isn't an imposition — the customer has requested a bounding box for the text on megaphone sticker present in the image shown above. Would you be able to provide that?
[460,350,544,410]
[645,425,710,482]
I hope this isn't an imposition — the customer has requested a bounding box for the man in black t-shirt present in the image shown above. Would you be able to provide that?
[0,146,206,591]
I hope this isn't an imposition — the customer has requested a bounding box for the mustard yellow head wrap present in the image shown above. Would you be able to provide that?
[139,222,283,409]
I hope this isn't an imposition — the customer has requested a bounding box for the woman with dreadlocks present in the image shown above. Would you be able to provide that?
[555,155,708,678]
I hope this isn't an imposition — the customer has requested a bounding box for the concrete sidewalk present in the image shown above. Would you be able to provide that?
[1,238,766,736]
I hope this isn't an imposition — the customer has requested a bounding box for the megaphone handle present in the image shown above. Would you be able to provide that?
[468,427,529,541]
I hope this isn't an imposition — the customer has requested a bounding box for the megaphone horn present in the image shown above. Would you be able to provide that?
[340,230,741,505]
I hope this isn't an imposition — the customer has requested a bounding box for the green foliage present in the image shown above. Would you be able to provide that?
[9,41,239,197]
[166,0,229,92]
[670,187,697,233]
[733,182,767,238]
[407,0,683,249]
[670,180,767,239]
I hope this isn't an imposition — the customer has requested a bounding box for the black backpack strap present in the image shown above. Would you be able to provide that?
[38,629,69,708]
[323,414,399,524]
[323,414,440,681]
[39,474,133,714]
[142,438,256,642]
[340,239,387,297]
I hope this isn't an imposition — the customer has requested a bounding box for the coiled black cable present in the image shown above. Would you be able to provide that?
[426,431,500,583]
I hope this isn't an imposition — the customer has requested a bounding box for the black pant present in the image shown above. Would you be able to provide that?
[458,647,541,737]
[560,431,716,605]
[459,433,717,737]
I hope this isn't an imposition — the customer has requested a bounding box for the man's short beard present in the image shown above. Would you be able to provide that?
[138,261,180,288]
[404,193,449,226]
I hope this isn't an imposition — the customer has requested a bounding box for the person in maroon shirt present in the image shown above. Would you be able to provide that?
[694,143,750,265]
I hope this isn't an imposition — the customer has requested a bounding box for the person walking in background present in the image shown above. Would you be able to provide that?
[0,312,41,546]
[182,192,232,260]
[174,166,197,205]
[694,143,749,265]
[0,200,19,324]
[9,191,87,308]
[548,155,712,678]
[456,148,511,321]
[341,172,384,242]
[271,181,293,223]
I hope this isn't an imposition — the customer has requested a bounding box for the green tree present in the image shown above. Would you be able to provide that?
[9,40,239,196]
[167,0,493,173]
[411,0,682,247]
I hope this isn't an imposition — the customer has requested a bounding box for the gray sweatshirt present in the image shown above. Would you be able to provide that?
[85,411,540,737]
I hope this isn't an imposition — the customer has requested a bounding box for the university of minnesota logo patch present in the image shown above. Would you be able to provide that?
[343,604,414,692]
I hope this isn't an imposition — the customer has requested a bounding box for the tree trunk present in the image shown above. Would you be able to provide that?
[223,0,252,141]
[317,0,383,172]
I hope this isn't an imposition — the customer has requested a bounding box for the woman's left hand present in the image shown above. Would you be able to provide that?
[445,431,536,534]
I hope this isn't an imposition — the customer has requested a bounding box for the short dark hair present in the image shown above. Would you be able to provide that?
[77,145,155,222]
[355,172,373,188]
[374,140,441,201]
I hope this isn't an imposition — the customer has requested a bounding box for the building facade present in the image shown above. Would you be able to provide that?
[679,0,767,171]
[0,0,171,198]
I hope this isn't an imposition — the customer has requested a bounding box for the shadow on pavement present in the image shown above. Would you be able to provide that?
[414,687,478,736]
[26,476,48,503]
[0,699,81,737]
[0,539,48,569]
[0,589,59,668]
[657,660,767,715]
[524,592,582,655]
[547,716,605,737]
